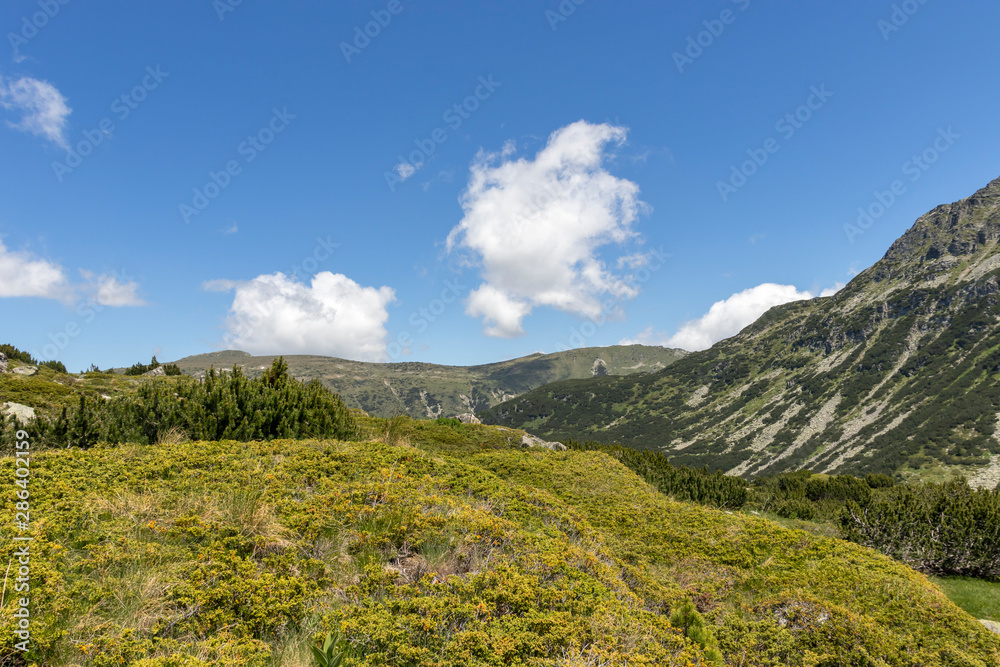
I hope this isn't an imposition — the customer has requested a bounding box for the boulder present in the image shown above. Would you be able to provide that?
[144,366,166,377]
[492,426,566,451]
[455,413,481,424]
[520,432,567,451]
[12,365,38,376]
[0,352,7,373]
[3,402,36,422]
[981,619,1000,635]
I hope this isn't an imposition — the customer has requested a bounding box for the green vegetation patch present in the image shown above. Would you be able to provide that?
[929,577,1000,622]
[0,416,996,665]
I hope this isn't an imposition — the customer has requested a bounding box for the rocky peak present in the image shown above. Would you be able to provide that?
[847,175,1000,289]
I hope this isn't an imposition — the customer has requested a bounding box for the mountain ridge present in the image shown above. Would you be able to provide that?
[171,345,687,420]
[481,175,1000,488]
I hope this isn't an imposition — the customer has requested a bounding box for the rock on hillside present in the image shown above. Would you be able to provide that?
[3,402,35,422]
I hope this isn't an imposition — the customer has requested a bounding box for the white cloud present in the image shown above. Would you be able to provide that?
[222,221,239,235]
[395,161,420,180]
[818,282,845,297]
[0,75,71,149]
[0,238,68,299]
[447,120,648,337]
[465,284,533,338]
[207,272,396,362]
[0,240,146,306]
[622,282,844,351]
[80,270,145,307]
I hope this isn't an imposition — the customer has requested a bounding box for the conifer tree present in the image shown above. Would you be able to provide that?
[669,598,723,664]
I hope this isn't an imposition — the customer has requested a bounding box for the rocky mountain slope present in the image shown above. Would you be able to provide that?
[172,345,686,419]
[482,176,1000,487]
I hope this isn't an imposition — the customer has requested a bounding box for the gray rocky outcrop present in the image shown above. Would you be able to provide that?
[493,426,567,451]
[12,366,37,376]
[980,619,1000,635]
[455,413,481,424]
[144,366,166,377]
[3,402,36,422]
[520,432,567,451]
[0,352,7,374]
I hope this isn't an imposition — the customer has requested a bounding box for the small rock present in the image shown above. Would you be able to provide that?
[12,366,38,377]
[143,366,166,377]
[520,433,567,451]
[981,619,1000,635]
[3,402,36,422]
[455,413,481,424]
[0,352,7,373]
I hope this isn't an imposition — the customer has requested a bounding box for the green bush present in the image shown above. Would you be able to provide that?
[0,357,357,450]
[841,480,1000,579]
[39,359,68,374]
[668,598,723,665]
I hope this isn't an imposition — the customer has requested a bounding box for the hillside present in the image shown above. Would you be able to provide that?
[2,413,997,665]
[482,176,1000,487]
[170,345,686,420]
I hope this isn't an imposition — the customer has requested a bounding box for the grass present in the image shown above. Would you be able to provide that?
[929,576,1000,621]
[0,412,997,664]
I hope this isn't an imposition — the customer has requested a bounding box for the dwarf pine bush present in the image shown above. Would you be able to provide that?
[1,357,356,450]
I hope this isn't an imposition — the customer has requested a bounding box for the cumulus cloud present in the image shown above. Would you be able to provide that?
[80,270,145,307]
[447,120,648,337]
[206,272,396,362]
[0,240,146,307]
[622,282,844,351]
[0,75,71,149]
[0,238,68,300]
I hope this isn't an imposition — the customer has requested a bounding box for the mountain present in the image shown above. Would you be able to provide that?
[171,345,687,419]
[481,176,1000,487]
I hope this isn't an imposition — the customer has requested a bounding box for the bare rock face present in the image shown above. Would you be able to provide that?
[3,402,36,422]
[12,366,38,376]
[455,413,481,424]
[520,432,567,451]
[0,352,7,374]
[981,619,1000,635]
[493,425,567,451]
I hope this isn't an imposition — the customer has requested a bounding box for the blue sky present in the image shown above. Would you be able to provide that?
[2,1,999,371]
